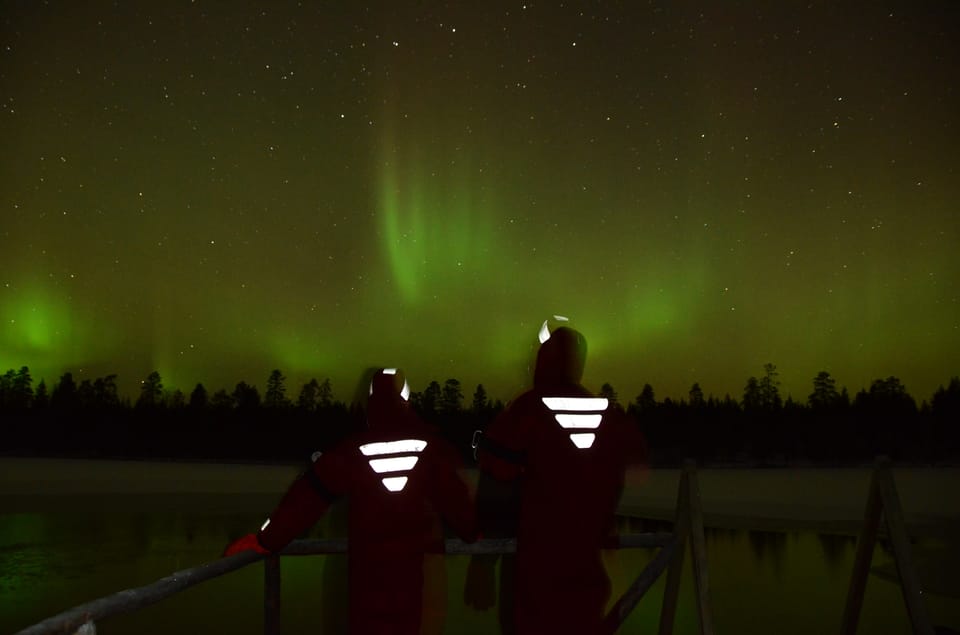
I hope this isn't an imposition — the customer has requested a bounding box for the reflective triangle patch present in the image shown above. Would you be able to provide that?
[359,438,428,492]
[542,397,608,449]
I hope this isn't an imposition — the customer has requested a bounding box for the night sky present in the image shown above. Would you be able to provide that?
[1,1,957,404]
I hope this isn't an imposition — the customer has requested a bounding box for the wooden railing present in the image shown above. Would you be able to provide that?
[841,456,935,635]
[18,457,942,635]
[16,462,717,635]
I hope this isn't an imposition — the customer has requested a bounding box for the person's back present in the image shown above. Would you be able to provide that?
[226,368,476,635]
[474,326,646,634]
[321,397,473,633]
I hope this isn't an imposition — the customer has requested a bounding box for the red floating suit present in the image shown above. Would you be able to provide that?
[246,369,477,635]
[476,326,648,635]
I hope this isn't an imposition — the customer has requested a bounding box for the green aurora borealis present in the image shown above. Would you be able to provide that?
[1,2,958,403]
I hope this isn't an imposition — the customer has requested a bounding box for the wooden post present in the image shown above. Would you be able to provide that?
[841,456,935,635]
[874,460,935,635]
[658,465,691,635]
[264,555,281,635]
[840,461,883,635]
[602,536,679,634]
[685,463,714,635]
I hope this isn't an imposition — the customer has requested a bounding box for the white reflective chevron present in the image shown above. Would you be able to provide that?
[368,456,419,473]
[542,397,606,449]
[541,397,609,411]
[359,439,427,492]
[570,433,596,449]
[382,476,409,492]
[554,413,602,429]
[359,439,428,456]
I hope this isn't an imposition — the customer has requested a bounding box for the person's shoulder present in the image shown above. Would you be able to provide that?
[315,431,367,464]
[510,389,541,408]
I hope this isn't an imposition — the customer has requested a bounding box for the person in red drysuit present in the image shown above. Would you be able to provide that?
[224,368,477,635]
[465,322,648,635]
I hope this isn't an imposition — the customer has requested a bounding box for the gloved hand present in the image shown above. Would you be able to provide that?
[223,533,270,558]
[463,555,497,611]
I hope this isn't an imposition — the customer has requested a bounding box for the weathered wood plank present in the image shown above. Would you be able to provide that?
[15,550,264,635]
[17,533,672,635]
[602,537,679,634]
[686,462,715,635]
[875,461,935,635]
[280,534,673,557]
[840,459,883,635]
[264,555,281,635]
[658,467,691,635]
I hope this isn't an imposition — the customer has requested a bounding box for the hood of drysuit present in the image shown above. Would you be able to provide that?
[366,368,411,429]
[533,326,587,391]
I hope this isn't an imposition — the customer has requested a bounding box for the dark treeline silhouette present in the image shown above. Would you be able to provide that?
[0,367,355,462]
[1,364,958,464]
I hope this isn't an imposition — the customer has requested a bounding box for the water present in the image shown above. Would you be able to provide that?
[2,459,958,634]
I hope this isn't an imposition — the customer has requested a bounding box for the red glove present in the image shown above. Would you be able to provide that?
[223,533,270,557]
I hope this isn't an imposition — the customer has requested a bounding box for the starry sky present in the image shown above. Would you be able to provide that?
[1,1,958,404]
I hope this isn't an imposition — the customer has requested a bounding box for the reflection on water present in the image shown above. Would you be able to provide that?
[2,478,959,634]
[747,530,789,579]
[818,532,856,570]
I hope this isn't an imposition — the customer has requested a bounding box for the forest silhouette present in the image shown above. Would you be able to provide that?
[1,364,958,465]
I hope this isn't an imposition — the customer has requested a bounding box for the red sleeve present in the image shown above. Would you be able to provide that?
[477,394,535,482]
[427,439,478,542]
[474,396,534,539]
[257,450,351,552]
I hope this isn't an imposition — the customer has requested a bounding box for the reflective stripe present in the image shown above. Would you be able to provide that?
[382,476,409,492]
[261,518,271,531]
[570,433,596,449]
[401,380,410,401]
[538,316,569,343]
[538,320,551,343]
[383,368,397,375]
[368,456,419,474]
[542,395,605,450]
[555,413,602,429]
[359,439,428,456]
[542,397,609,411]
[360,439,426,493]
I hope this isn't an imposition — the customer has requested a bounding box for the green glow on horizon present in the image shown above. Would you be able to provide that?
[0,286,117,375]
[267,328,340,380]
[1,289,69,354]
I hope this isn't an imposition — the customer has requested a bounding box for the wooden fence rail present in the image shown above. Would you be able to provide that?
[15,463,713,635]
[840,456,935,635]
[14,549,265,635]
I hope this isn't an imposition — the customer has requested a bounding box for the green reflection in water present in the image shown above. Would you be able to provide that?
[2,496,959,634]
